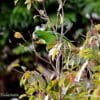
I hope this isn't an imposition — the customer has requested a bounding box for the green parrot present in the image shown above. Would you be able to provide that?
[33,30,78,51]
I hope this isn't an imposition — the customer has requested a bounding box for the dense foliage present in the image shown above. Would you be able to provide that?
[0,0,100,100]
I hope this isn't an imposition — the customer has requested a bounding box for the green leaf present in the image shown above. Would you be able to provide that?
[79,48,95,59]
[93,80,100,87]
[93,73,100,82]
[33,71,46,90]
[46,81,52,92]
[29,96,35,100]
[91,88,100,100]
[10,7,32,29]
[13,45,26,55]
[50,91,59,100]
[47,13,76,27]
[64,13,76,23]
[92,65,100,72]
[26,87,36,95]
[20,71,31,86]
[78,91,88,99]
[0,32,9,47]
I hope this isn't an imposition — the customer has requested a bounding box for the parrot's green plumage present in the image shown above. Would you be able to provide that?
[34,30,77,50]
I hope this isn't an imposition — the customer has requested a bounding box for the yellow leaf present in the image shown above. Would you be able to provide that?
[14,32,23,39]
[37,0,44,3]
[79,48,95,59]
[49,43,62,61]
[91,88,100,100]
[20,71,31,86]
[7,59,20,72]
[19,94,27,99]
[14,0,19,5]
[95,24,100,34]
[25,0,34,10]
[52,79,58,86]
